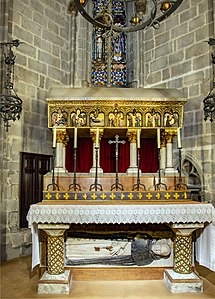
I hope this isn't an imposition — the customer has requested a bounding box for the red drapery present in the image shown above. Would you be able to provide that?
[66,138,158,173]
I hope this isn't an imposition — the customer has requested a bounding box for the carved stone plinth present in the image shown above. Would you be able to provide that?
[164,270,203,293]
[38,270,72,294]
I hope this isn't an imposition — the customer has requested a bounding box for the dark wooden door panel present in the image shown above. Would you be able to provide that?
[19,152,52,228]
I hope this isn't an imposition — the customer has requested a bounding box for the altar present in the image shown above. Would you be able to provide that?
[27,201,215,294]
[27,87,215,295]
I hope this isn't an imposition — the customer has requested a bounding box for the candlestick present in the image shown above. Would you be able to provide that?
[137,129,140,149]
[74,127,77,148]
[157,128,160,149]
[177,128,182,148]
[95,128,99,148]
[52,126,57,148]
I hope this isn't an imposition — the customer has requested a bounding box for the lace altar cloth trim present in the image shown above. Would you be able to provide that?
[27,203,215,227]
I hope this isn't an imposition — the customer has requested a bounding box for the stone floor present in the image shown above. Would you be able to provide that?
[1,256,215,299]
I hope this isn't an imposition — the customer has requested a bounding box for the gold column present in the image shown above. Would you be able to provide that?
[38,224,70,275]
[170,223,204,274]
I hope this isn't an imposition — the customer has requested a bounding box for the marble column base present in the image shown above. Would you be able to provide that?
[126,167,139,175]
[164,168,177,175]
[54,167,68,174]
[89,167,103,174]
[38,270,72,294]
[164,270,203,293]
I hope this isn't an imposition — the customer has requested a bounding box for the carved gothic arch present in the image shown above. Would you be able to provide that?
[179,153,204,201]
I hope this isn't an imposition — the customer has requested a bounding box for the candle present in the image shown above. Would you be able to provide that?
[95,128,99,148]
[137,129,140,149]
[157,128,160,149]
[74,127,77,148]
[52,126,57,148]
[177,128,182,148]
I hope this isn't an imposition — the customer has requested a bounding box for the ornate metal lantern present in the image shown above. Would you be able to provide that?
[0,39,22,130]
[203,38,215,122]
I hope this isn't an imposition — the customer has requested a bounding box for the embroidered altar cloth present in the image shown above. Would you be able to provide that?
[27,203,215,226]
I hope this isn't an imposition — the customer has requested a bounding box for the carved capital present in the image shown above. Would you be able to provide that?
[56,129,69,146]
[126,129,137,143]
[90,128,104,143]
[163,129,177,143]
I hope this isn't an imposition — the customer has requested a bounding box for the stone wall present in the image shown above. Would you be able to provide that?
[0,0,74,261]
[142,0,215,204]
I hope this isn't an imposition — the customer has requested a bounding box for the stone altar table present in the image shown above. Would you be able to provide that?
[27,200,215,294]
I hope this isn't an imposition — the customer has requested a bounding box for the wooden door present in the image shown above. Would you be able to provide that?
[19,152,52,228]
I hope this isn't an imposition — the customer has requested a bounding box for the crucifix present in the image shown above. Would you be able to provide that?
[108,135,126,191]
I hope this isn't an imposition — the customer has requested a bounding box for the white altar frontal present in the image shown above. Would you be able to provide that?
[27,87,215,295]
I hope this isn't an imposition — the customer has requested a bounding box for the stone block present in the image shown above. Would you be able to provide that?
[38,270,72,294]
[169,50,184,65]
[164,270,203,293]
[29,59,48,75]
[34,36,51,53]
[185,43,206,60]
[33,11,48,27]
[180,7,197,24]
[9,232,24,247]
[170,23,188,40]
[171,61,192,77]
[193,55,209,70]
[189,15,205,32]
[13,25,34,44]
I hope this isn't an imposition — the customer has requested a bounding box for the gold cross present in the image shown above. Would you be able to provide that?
[91,193,97,200]
[146,192,152,199]
[183,192,187,199]
[156,192,161,200]
[45,192,52,200]
[82,193,87,200]
[110,193,116,200]
[100,193,107,200]
[55,193,60,200]
[173,192,179,199]
[138,193,142,199]
[63,193,70,200]
[120,193,125,199]
[128,193,133,200]
[164,192,171,200]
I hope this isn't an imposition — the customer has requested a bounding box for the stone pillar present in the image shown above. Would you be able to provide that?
[89,128,104,174]
[54,128,69,174]
[126,129,138,174]
[164,223,204,293]
[38,224,71,294]
[164,129,177,174]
